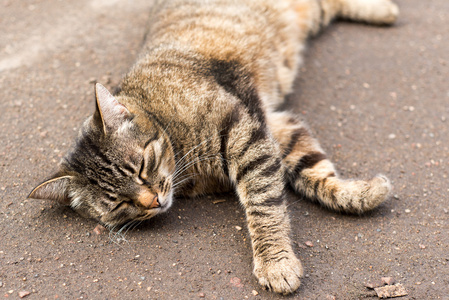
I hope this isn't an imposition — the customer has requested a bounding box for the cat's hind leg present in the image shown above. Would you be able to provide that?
[336,0,399,25]
[267,111,391,214]
[292,0,399,37]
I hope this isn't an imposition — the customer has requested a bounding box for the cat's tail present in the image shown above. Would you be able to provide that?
[288,163,392,214]
[292,0,399,36]
[268,111,392,214]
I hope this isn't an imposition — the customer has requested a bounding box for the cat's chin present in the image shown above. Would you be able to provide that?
[157,191,173,213]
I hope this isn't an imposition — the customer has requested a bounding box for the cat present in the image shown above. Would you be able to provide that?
[29,0,398,294]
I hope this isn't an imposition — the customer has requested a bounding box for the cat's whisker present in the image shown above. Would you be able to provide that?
[174,136,218,169]
[108,221,136,245]
[161,114,176,136]
[172,154,221,180]
[172,173,194,185]
[123,220,143,238]
[172,154,228,190]
[107,224,127,247]
[172,177,196,189]
[172,132,229,178]
[284,198,303,210]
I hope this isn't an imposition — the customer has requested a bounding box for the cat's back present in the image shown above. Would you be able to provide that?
[148,0,300,60]
[124,0,304,114]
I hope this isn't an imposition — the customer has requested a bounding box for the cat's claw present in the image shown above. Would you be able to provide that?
[253,253,303,295]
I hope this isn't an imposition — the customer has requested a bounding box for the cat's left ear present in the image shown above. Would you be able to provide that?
[28,174,73,205]
[93,83,131,134]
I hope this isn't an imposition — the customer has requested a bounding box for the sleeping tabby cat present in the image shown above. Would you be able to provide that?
[29,0,398,294]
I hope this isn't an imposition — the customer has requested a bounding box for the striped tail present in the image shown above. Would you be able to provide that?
[268,111,391,214]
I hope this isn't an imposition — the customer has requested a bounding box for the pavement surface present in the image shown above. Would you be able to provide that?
[1,0,448,299]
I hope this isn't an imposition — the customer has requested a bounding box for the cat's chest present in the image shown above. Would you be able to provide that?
[178,175,233,198]
[174,155,232,198]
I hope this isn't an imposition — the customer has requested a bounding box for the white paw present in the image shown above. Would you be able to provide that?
[342,0,399,25]
[253,253,303,295]
[374,0,399,24]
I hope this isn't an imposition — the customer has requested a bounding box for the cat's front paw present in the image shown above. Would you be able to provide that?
[253,252,303,295]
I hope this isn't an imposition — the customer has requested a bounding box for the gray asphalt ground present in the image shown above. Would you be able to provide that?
[1,0,448,299]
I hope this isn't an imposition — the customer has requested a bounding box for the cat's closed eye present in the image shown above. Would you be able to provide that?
[105,193,117,201]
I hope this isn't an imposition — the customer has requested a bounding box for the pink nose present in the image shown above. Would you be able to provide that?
[149,194,160,208]
[137,190,160,208]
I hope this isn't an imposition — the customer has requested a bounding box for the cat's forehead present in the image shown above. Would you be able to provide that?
[67,131,140,176]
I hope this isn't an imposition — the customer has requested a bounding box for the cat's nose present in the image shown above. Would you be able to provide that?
[149,194,160,209]
[137,189,160,208]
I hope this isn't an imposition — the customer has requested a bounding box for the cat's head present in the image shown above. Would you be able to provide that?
[28,83,176,227]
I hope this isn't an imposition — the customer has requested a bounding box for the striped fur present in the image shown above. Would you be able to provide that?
[29,0,398,294]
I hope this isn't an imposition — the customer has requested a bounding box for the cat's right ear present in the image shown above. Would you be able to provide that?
[28,175,72,205]
[93,83,131,135]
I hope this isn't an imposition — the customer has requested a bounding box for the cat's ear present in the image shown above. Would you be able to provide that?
[93,83,131,134]
[28,175,72,205]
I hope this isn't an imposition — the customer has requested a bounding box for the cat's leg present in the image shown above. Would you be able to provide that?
[224,116,303,294]
[336,0,399,25]
[292,0,399,37]
[267,111,391,214]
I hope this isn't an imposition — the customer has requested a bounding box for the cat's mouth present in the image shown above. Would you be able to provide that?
[152,191,173,213]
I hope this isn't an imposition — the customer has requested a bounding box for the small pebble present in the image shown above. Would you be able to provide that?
[18,291,31,298]
[305,241,314,247]
[388,133,396,139]
[198,292,205,298]
[93,224,107,235]
[405,209,411,213]
[365,281,383,289]
[375,283,408,298]
[212,199,226,204]
[235,226,242,231]
[419,244,426,249]
[252,290,259,296]
[230,277,243,288]
[381,277,396,285]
